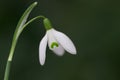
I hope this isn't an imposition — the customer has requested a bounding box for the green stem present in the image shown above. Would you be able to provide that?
[19,15,45,34]
[4,2,39,80]
[4,61,11,80]
[4,15,45,80]
[4,29,19,80]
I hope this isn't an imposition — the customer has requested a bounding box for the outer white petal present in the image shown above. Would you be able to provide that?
[39,33,48,65]
[52,29,77,54]
[52,44,65,56]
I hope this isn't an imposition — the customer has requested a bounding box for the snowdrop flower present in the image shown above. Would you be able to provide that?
[39,18,77,65]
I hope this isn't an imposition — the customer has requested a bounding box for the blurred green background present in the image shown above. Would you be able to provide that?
[0,0,120,80]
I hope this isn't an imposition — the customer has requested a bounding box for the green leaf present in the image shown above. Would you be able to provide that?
[15,2,37,38]
[4,2,38,80]
[8,1,38,61]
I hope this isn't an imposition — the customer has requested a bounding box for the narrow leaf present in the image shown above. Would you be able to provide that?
[15,2,37,37]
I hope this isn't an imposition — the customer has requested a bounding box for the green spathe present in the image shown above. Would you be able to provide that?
[4,2,38,80]
[43,18,52,30]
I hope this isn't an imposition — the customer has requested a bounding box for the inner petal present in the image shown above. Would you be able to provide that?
[52,44,65,56]
[47,29,58,50]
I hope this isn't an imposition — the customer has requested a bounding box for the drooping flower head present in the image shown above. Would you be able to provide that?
[39,18,77,65]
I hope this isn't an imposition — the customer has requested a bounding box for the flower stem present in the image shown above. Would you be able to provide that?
[3,2,46,80]
[4,30,18,80]
[3,15,45,80]
[20,15,45,34]
[4,61,11,80]
[3,2,50,80]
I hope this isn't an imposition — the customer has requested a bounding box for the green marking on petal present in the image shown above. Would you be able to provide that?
[51,42,59,48]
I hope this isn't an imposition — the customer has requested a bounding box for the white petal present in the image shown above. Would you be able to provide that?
[39,33,48,65]
[52,29,77,54]
[52,44,65,56]
[47,29,58,49]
